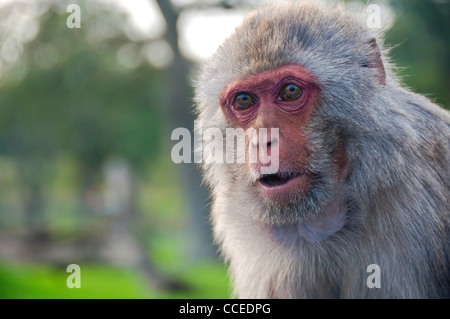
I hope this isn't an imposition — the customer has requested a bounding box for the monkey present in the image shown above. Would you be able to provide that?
[194,1,450,298]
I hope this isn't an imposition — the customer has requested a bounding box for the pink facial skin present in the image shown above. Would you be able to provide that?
[219,65,322,201]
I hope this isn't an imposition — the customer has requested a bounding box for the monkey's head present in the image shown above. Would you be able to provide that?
[195,2,388,235]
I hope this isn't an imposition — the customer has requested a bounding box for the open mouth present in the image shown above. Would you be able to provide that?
[258,172,303,188]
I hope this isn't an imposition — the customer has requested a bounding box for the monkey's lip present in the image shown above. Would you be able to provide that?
[257,172,311,198]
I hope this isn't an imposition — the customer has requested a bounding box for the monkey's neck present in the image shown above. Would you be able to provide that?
[272,196,347,243]
[297,201,347,242]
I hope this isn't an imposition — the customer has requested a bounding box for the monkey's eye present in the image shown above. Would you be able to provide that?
[233,93,255,110]
[280,83,303,101]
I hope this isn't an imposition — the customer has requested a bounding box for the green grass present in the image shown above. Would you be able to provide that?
[157,262,232,299]
[0,263,150,298]
[0,261,230,299]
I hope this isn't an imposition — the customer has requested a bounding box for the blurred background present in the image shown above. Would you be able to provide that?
[0,0,448,298]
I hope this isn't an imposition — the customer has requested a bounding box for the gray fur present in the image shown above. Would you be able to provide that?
[194,1,450,298]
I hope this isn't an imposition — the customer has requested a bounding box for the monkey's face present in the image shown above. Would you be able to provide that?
[195,3,378,228]
[217,64,348,225]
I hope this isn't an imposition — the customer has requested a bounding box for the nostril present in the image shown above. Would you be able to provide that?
[267,137,278,148]
[250,130,279,148]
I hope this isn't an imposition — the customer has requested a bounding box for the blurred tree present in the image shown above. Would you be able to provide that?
[386,0,450,108]
[156,0,216,261]
[0,2,179,290]
[0,10,164,220]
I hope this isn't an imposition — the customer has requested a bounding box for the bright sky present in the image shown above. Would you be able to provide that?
[178,8,248,61]
[117,0,167,41]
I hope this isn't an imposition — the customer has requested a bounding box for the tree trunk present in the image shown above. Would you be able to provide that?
[156,0,216,260]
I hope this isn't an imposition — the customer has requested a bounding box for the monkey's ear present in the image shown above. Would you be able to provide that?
[361,38,386,87]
